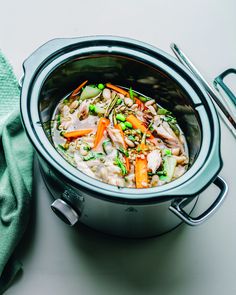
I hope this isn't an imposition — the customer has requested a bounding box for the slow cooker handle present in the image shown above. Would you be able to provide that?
[169,176,228,226]
[214,68,236,107]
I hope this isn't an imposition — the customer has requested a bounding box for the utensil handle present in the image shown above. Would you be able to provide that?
[169,176,228,226]
[170,43,236,136]
[214,68,236,107]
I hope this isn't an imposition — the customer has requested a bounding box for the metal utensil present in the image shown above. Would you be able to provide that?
[170,43,236,138]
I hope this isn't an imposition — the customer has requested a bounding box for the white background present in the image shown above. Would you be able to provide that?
[1,0,236,294]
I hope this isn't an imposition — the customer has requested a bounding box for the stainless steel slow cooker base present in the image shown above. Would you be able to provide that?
[39,157,199,238]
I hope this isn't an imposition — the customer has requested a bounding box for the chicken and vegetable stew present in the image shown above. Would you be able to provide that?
[51,81,189,188]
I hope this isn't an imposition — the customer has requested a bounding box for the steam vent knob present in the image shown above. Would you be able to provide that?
[51,199,79,226]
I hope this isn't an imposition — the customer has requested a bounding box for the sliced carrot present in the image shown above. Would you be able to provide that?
[63,129,92,139]
[106,83,128,96]
[106,83,145,109]
[135,98,144,108]
[126,114,154,139]
[94,117,110,149]
[135,157,148,188]
[125,157,130,173]
[70,80,88,98]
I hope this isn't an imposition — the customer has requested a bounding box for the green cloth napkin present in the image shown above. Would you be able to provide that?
[0,51,33,294]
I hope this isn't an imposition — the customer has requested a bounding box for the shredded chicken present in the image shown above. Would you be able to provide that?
[153,124,180,148]
[107,127,125,147]
[147,150,162,173]
[77,100,90,119]
[173,165,186,179]
[61,105,71,117]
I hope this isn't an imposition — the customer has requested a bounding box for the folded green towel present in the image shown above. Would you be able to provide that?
[0,51,33,294]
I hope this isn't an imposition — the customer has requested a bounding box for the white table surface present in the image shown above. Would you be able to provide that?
[1,0,236,294]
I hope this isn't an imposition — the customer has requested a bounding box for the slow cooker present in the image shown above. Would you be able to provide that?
[20,36,228,238]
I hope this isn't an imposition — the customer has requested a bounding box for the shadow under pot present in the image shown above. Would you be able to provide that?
[20,36,227,238]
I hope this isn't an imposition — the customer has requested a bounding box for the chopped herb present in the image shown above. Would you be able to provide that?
[157,108,171,115]
[57,114,61,129]
[102,140,112,154]
[159,175,168,181]
[128,135,135,141]
[157,170,167,176]
[83,151,105,161]
[115,156,127,175]
[139,96,147,102]
[136,129,142,134]
[137,146,141,152]
[63,99,69,104]
[132,91,139,97]
[58,144,67,151]
[149,126,154,131]
[83,153,95,161]
[57,145,75,165]
[83,145,91,151]
[102,139,111,146]
[164,149,172,156]
[129,87,134,101]
[118,147,129,157]
[116,98,122,105]
[148,170,167,176]
[89,104,96,112]
[169,122,180,136]
[163,115,177,124]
